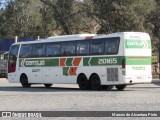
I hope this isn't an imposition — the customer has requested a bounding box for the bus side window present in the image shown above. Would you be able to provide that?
[105,37,120,54]
[90,39,104,55]
[46,43,60,57]
[33,44,46,57]
[19,44,32,58]
[61,41,76,56]
[77,41,90,55]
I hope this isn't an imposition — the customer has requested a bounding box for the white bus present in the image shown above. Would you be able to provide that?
[8,32,152,90]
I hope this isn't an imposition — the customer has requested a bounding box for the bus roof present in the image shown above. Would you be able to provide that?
[11,32,149,45]
[47,34,96,40]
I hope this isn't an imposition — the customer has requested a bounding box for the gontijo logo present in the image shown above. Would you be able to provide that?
[127,41,143,46]
[20,59,45,67]
[125,39,149,49]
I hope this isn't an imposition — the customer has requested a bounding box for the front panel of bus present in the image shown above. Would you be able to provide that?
[124,32,152,84]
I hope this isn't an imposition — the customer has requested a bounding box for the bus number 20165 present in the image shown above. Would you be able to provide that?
[98,58,117,64]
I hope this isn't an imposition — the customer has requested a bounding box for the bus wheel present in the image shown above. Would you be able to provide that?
[44,84,53,88]
[20,74,31,88]
[116,85,126,91]
[78,74,90,90]
[102,85,113,90]
[91,74,101,90]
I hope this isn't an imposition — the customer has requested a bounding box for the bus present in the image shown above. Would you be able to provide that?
[7,32,152,90]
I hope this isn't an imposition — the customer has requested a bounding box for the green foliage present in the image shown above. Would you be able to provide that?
[83,0,156,34]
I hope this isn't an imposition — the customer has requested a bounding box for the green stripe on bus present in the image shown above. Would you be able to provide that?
[83,57,90,66]
[19,58,59,67]
[63,67,69,75]
[83,56,123,66]
[66,58,73,66]
[19,56,151,67]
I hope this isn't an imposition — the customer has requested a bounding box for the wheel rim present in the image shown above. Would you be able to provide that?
[21,76,27,84]
[80,77,86,86]
[93,78,100,87]
[23,77,27,84]
[20,75,31,87]
[91,76,101,90]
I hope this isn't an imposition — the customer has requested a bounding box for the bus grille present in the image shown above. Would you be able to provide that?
[107,68,118,81]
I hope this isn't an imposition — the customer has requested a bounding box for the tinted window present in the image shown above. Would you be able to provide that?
[61,42,76,56]
[105,37,119,54]
[9,45,19,57]
[46,43,60,57]
[19,44,32,58]
[32,44,46,57]
[77,41,90,55]
[9,45,19,63]
[8,45,19,73]
[90,39,104,55]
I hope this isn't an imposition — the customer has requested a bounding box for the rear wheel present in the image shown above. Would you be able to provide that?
[20,74,31,88]
[44,84,53,88]
[91,74,101,90]
[78,74,91,90]
[116,85,126,91]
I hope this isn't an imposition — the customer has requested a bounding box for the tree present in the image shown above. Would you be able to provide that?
[0,0,43,38]
[40,0,85,35]
[149,0,160,52]
[40,1,57,37]
[83,0,156,34]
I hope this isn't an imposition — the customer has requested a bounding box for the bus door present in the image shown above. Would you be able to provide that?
[8,45,20,82]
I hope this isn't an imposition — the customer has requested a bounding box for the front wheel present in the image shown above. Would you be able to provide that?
[20,75,31,88]
[44,84,53,88]
[116,85,126,91]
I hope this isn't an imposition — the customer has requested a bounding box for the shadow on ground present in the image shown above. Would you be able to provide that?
[0,85,134,92]
[0,79,160,92]
[151,79,160,86]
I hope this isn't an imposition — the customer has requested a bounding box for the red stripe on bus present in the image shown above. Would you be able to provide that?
[69,67,77,75]
[60,58,66,66]
[73,57,82,66]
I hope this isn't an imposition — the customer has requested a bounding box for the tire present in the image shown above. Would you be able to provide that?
[44,84,53,88]
[90,74,101,90]
[116,85,126,91]
[20,74,31,88]
[78,74,91,90]
[102,85,113,90]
